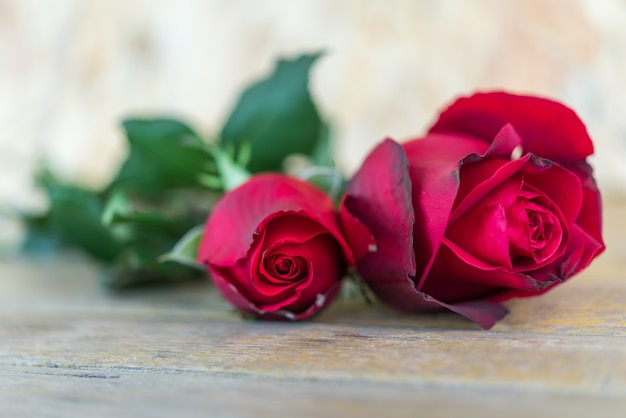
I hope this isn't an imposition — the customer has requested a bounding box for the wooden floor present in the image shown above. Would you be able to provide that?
[1,199,625,417]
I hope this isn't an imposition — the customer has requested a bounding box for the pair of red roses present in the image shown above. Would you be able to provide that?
[198,92,605,329]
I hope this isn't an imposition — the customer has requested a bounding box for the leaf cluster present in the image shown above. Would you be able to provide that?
[23,53,336,288]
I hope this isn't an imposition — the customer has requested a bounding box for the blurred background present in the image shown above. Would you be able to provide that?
[1,0,625,247]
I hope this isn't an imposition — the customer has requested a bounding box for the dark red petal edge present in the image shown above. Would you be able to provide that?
[340,138,416,284]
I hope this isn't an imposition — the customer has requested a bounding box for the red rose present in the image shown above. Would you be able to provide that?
[198,174,352,320]
[340,92,605,329]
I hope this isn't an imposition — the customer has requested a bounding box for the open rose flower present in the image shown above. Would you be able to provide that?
[340,92,605,329]
[198,174,353,320]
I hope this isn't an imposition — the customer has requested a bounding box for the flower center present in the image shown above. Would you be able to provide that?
[276,257,293,275]
[265,254,306,281]
[508,191,563,268]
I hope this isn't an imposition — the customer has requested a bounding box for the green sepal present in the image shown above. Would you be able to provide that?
[158,224,204,269]
[204,145,251,191]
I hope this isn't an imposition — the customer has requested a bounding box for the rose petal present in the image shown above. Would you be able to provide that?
[429,91,594,163]
[261,214,328,247]
[444,124,522,217]
[491,223,604,304]
[424,243,548,300]
[521,155,583,224]
[209,263,261,313]
[402,133,488,286]
[339,198,376,262]
[483,123,523,159]
[449,154,575,272]
[340,138,416,283]
[560,162,605,270]
[251,264,306,297]
[366,279,508,330]
[507,191,566,269]
[252,256,313,311]
[258,283,342,321]
[445,204,513,270]
[429,298,509,330]
[261,254,307,282]
[570,162,603,245]
[555,223,605,280]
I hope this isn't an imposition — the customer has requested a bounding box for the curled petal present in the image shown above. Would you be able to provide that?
[446,204,513,270]
[339,199,376,262]
[429,91,594,163]
[367,276,508,330]
[340,139,416,285]
[560,161,605,249]
[402,133,487,286]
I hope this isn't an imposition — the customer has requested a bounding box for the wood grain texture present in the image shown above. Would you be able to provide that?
[1,199,625,417]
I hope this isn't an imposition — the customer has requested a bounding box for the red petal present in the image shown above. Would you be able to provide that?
[429,91,594,163]
[521,155,582,225]
[424,243,547,300]
[402,133,487,286]
[339,197,376,262]
[367,278,508,330]
[560,161,605,248]
[450,159,524,225]
[492,223,605,303]
[430,298,509,330]
[483,123,522,159]
[340,139,416,284]
[260,214,327,248]
[446,204,513,270]
[261,283,341,321]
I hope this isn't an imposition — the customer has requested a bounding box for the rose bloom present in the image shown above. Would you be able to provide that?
[340,92,605,329]
[198,174,353,320]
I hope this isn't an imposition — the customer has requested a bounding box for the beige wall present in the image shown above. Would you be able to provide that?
[2,0,626,216]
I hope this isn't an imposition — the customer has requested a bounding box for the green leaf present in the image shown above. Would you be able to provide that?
[158,224,204,269]
[114,118,211,194]
[22,171,122,262]
[220,52,324,172]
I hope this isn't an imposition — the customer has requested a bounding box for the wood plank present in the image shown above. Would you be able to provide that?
[2,314,625,392]
[0,198,625,417]
[1,366,623,418]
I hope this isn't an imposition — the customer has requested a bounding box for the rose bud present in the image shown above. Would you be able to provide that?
[198,174,353,320]
[340,92,605,329]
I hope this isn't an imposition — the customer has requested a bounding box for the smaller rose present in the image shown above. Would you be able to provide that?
[198,174,353,320]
